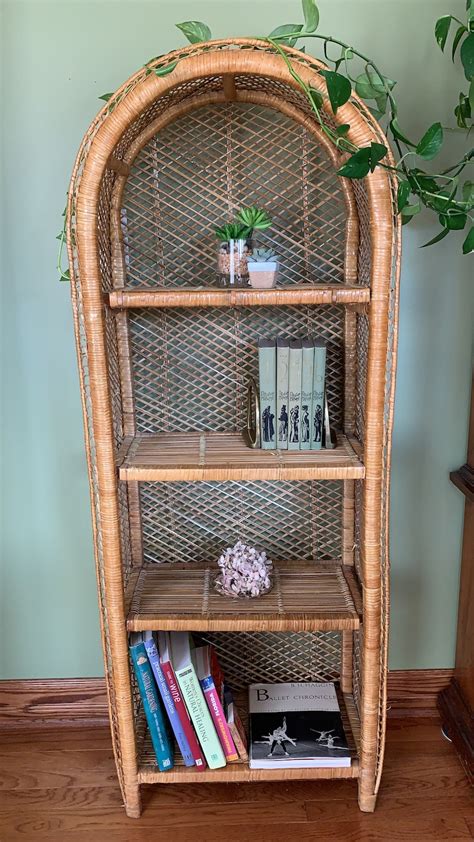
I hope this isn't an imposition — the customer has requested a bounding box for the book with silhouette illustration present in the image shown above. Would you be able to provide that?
[248,682,351,769]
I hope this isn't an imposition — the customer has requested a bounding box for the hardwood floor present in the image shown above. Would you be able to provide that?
[0,718,472,841]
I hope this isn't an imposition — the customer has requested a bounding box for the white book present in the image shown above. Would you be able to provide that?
[310,340,326,450]
[276,337,290,450]
[300,339,314,450]
[248,682,351,769]
[287,340,302,450]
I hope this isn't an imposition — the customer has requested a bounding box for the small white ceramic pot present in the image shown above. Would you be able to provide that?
[247,261,279,289]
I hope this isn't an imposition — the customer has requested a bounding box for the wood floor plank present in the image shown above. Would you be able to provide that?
[0,718,472,842]
[0,817,471,842]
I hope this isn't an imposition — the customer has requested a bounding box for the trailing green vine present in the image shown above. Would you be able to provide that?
[58,0,474,279]
[164,0,473,253]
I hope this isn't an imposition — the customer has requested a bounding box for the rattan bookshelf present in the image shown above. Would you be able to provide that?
[67,39,400,817]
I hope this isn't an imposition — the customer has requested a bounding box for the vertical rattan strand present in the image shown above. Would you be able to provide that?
[75,174,141,816]
[341,631,354,693]
[111,183,143,568]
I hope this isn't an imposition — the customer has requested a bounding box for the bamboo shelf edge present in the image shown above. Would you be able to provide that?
[138,758,359,783]
[107,285,371,309]
[117,432,365,482]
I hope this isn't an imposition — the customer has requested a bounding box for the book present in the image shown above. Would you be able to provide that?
[311,340,326,450]
[193,646,238,762]
[258,338,276,450]
[157,631,206,770]
[300,338,314,450]
[223,685,248,762]
[129,633,174,772]
[170,632,226,769]
[143,631,195,767]
[288,339,303,450]
[248,682,351,770]
[276,337,290,450]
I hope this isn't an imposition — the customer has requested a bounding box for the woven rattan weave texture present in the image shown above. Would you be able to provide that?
[67,39,400,817]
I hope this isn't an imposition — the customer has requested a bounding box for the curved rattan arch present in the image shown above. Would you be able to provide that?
[67,39,401,818]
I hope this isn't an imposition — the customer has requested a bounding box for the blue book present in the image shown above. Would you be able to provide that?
[143,631,195,767]
[129,632,174,772]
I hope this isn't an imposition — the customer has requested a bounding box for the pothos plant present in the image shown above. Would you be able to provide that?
[57,0,474,279]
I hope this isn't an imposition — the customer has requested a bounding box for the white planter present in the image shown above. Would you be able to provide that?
[247,261,278,289]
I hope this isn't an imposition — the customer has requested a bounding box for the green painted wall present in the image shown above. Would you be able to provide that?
[1,0,472,678]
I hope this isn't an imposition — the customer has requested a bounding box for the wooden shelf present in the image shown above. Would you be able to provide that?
[108,284,370,309]
[126,561,363,632]
[137,689,360,783]
[117,432,364,482]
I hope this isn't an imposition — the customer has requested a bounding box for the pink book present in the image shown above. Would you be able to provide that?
[193,645,239,762]
[157,631,206,771]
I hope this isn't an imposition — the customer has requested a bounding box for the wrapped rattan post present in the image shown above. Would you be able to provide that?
[67,39,399,818]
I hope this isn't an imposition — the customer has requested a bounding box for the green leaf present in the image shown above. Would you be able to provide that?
[439,211,467,229]
[176,20,212,44]
[462,225,474,253]
[435,15,452,51]
[401,201,421,218]
[469,78,474,110]
[452,25,467,61]
[320,70,351,114]
[302,0,319,32]
[407,168,440,195]
[397,180,411,212]
[309,87,324,109]
[460,32,474,79]
[99,93,113,102]
[454,92,471,128]
[390,117,416,147]
[269,23,303,46]
[462,179,474,204]
[421,228,450,247]
[375,93,388,114]
[338,147,371,179]
[60,268,70,281]
[369,142,388,171]
[336,124,351,136]
[155,60,178,77]
[354,68,395,101]
[416,122,443,160]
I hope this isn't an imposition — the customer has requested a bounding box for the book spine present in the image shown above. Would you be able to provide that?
[276,338,290,450]
[288,340,303,451]
[258,339,276,450]
[311,343,326,450]
[300,340,314,450]
[129,642,173,772]
[143,636,195,768]
[176,665,226,769]
[161,660,207,770]
[199,676,238,762]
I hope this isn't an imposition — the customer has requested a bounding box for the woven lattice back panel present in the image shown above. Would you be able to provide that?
[121,103,346,288]
[139,479,343,565]
[129,304,344,433]
[197,632,341,689]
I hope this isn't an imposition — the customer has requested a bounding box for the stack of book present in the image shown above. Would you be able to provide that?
[129,632,248,771]
[258,337,327,451]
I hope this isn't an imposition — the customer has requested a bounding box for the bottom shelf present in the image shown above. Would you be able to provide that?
[137,690,360,783]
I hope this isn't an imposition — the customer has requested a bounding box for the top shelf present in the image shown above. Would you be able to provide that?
[107,285,370,309]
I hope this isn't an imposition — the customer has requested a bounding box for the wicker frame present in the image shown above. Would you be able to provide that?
[67,40,400,817]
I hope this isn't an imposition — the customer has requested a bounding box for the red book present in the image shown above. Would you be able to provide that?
[193,645,239,762]
[157,631,206,771]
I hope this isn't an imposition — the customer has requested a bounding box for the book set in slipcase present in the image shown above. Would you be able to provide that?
[258,336,329,451]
